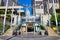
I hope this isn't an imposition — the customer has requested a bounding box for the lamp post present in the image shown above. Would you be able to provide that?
[2,0,8,33]
[52,0,59,33]
[41,14,43,25]
[33,0,36,16]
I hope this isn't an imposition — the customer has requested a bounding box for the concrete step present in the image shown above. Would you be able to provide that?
[18,32,47,38]
[3,27,14,36]
[45,27,58,36]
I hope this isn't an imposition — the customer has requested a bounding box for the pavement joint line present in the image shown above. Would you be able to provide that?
[6,36,16,40]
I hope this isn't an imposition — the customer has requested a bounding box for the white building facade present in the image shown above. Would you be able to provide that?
[35,0,59,15]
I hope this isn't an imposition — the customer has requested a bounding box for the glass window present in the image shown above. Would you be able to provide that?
[40,5,44,9]
[35,1,43,9]
[54,0,58,3]
[36,1,42,4]
[49,0,58,3]
[36,5,40,9]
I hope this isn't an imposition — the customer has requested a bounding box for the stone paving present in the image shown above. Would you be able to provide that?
[0,35,60,40]
[0,32,60,40]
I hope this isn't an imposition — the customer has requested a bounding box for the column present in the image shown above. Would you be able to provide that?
[40,14,43,25]
[11,2,14,27]
[47,0,51,27]
[52,0,59,33]
[26,24,27,35]
[3,0,8,33]
[34,23,35,36]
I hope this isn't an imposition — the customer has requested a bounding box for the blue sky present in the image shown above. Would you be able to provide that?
[18,0,33,16]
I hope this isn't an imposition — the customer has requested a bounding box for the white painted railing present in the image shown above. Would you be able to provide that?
[0,6,23,9]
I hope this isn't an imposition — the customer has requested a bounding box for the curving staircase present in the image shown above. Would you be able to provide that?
[3,27,14,36]
[44,26,58,36]
[47,27,58,36]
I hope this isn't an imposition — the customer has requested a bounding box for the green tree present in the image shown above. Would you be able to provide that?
[57,14,60,26]
[50,12,60,32]
[50,13,56,26]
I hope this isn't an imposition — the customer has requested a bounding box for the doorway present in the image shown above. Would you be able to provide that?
[27,27,34,32]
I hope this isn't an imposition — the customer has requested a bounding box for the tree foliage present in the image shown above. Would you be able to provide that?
[50,10,60,31]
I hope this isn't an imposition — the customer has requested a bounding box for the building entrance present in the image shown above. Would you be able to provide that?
[27,27,34,32]
[26,22,34,32]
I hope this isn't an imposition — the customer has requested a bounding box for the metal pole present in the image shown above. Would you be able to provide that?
[2,0,8,33]
[18,9,22,36]
[18,8,21,26]
[34,24,35,36]
[42,15,43,26]
[41,14,42,25]
[11,2,14,27]
[33,0,36,16]
[52,0,59,33]
[26,24,27,36]
[47,0,51,27]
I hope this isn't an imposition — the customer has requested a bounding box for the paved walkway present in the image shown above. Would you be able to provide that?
[0,35,60,40]
[10,36,60,40]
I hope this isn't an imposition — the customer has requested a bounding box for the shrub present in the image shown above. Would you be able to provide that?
[40,25,45,30]
[0,22,3,33]
[0,22,10,33]
[0,10,5,14]
[6,14,11,21]
[5,25,10,32]
[58,26,60,32]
